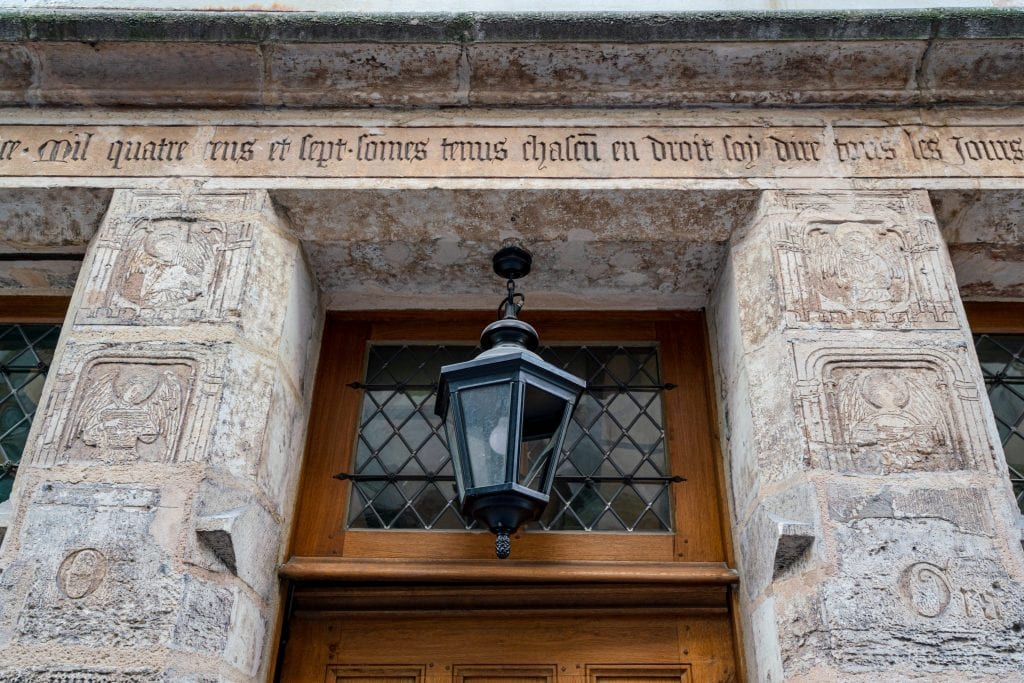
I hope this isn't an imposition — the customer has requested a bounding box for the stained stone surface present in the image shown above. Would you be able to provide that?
[710,189,1024,682]
[0,188,322,680]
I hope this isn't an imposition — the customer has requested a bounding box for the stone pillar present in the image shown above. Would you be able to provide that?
[0,188,321,681]
[711,190,1024,682]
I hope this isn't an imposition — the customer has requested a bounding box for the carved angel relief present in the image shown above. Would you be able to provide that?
[830,367,953,472]
[770,192,957,329]
[795,347,989,475]
[808,223,909,314]
[77,211,254,326]
[110,219,223,309]
[66,360,194,462]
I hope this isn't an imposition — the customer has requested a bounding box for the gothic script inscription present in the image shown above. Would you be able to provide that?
[5,124,1024,179]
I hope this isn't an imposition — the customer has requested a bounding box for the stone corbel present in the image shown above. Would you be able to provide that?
[195,509,243,574]
[770,514,815,579]
[188,487,279,600]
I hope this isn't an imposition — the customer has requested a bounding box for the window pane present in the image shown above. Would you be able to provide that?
[975,333,1024,512]
[0,323,61,504]
[346,344,672,532]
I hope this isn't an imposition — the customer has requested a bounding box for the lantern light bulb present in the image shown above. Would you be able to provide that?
[489,417,509,455]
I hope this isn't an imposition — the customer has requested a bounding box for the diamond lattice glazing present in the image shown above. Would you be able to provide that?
[0,324,61,503]
[346,344,673,532]
[975,333,1024,512]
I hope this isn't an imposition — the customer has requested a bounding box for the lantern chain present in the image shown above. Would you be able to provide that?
[499,276,525,320]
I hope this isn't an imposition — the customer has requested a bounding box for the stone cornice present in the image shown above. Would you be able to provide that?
[0,8,1022,44]
[0,10,1020,110]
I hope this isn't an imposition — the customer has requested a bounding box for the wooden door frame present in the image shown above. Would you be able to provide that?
[0,295,70,323]
[284,309,735,567]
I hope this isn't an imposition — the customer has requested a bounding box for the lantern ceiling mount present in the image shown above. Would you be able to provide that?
[435,244,586,560]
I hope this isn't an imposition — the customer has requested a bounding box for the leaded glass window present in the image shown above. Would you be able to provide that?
[346,344,673,533]
[975,333,1024,513]
[0,324,60,504]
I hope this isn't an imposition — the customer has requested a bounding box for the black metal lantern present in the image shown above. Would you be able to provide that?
[435,245,586,559]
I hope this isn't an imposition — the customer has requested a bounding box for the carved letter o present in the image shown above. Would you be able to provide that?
[900,561,952,618]
[57,548,107,599]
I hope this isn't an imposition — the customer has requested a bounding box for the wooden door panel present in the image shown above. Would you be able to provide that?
[326,666,425,683]
[454,665,557,682]
[586,666,691,683]
[280,613,735,682]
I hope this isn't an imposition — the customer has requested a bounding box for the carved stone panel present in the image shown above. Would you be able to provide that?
[77,215,255,326]
[769,192,957,329]
[30,342,225,467]
[11,483,182,650]
[794,343,991,473]
[820,515,1024,674]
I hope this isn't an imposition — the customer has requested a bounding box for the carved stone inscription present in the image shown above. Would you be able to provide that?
[900,561,952,618]
[795,346,989,474]
[57,548,107,599]
[821,517,1024,674]
[6,123,1024,178]
[770,192,956,328]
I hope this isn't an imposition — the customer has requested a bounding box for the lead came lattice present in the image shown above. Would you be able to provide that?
[975,333,1024,512]
[0,324,61,503]
[346,344,674,533]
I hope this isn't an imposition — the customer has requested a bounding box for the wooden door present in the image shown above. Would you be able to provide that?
[280,611,736,683]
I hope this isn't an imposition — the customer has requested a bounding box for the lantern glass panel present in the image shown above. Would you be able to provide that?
[443,398,465,501]
[519,383,569,489]
[457,382,513,489]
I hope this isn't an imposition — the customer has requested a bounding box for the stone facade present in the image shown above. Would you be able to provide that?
[0,8,1023,682]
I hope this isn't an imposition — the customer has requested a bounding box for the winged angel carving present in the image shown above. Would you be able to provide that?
[834,368,952,472]
[73,364,184,461]
[808,222,908,313]
[111,220,223,309]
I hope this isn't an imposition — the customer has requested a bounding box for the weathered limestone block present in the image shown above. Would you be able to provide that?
[188,477,280,601]
[0,188,321,681]
[824,519,1024,674]
[711,190,1024,682]
[738,482,820,601]
[0,481,184,667]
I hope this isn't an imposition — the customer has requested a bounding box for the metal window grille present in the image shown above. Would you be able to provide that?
[345,344,674,533]
[974,333,1024,512]
[0,324,61,503]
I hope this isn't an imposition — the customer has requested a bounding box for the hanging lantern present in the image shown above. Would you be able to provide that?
[435,245,586,559]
